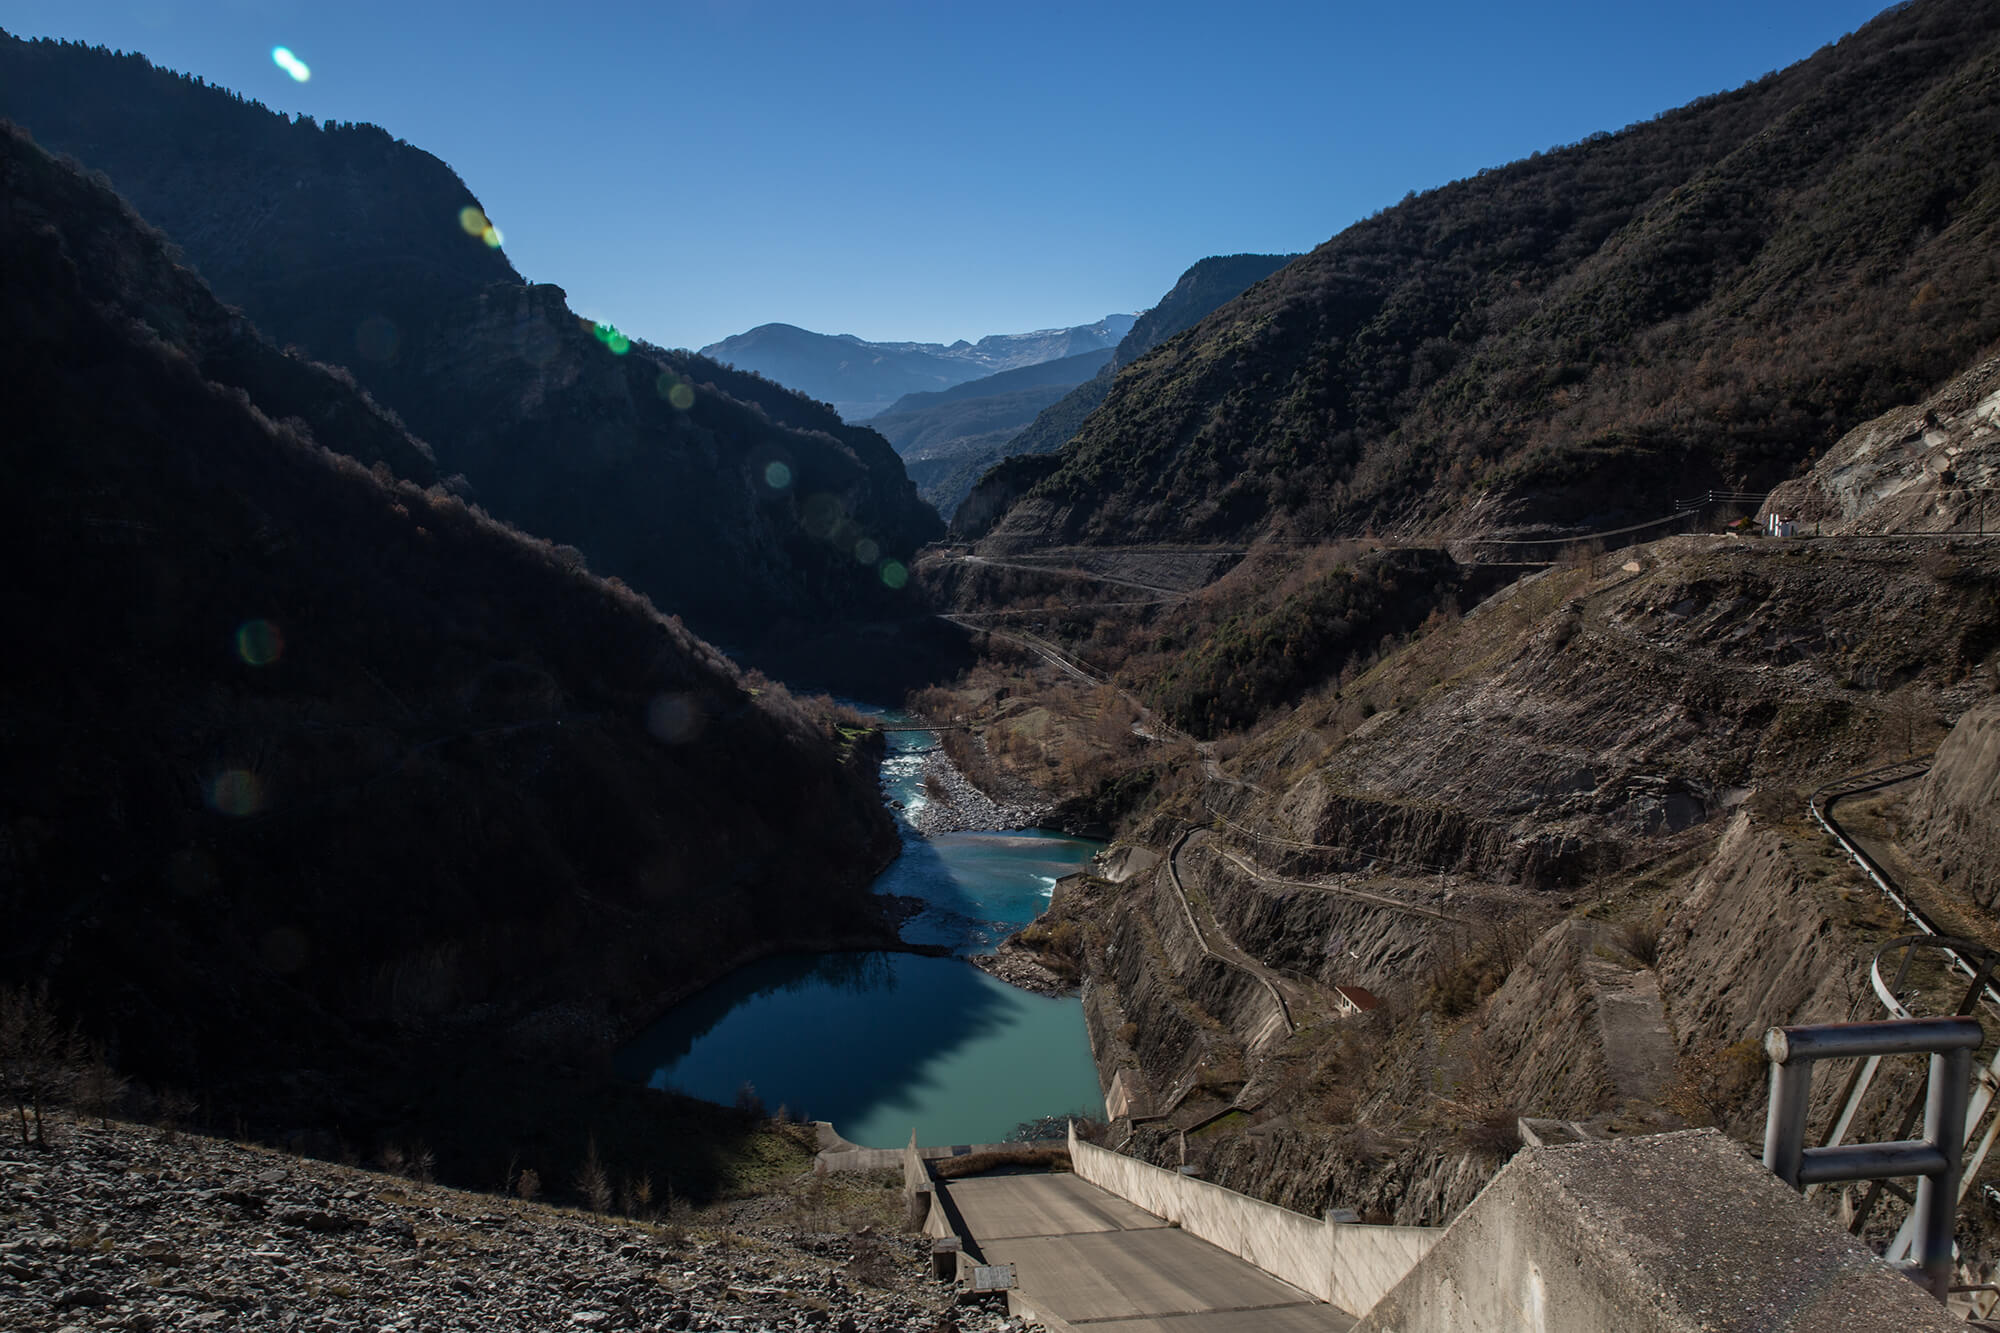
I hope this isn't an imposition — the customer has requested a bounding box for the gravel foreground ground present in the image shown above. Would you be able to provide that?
[0,1122,1033,1333]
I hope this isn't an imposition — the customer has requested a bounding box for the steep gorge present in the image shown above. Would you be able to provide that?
[0,124,905,1192]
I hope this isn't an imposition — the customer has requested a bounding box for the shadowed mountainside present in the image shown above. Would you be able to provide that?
[951,252,1298,534]
[0,32,942,648]
[870,349,1113,515]
[966,0,2000,550]
[0,122,906,1183]
[1001,254,1303,462]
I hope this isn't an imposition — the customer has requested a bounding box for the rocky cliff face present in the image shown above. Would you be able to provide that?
[1908,700,2000,907]
[0,34,942,647]
[1766,353,2000,535]
[1244,537,1998,889]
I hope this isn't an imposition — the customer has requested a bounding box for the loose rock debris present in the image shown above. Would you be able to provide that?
[0,1124,1033,1332]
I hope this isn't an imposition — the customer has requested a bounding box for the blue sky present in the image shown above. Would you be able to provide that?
[7,1,1895,350]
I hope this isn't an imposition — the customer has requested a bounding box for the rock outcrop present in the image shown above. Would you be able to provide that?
[1908,700,2000,907]
[1766,353,2000,535]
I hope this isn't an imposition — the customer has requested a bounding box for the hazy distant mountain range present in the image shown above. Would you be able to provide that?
[896,254,1298,521]
[699,314,1136,421]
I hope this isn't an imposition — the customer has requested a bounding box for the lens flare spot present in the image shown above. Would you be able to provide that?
[459,205,489,237]
[482,224,504,248]
[206,770,263,817]
[591,323,630,355]
[854,537,880,565]
[235,619,284,666]
[646,693,703,744]
[764,461,793,490]
[880,560,909,590]
[668,381,694,409]
[271,46,311,82]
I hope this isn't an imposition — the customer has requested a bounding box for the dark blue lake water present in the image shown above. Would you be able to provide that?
[616,719,1104,1147]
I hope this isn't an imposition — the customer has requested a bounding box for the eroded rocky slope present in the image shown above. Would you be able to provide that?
[1909,699,2000,908]
[989,526,1999,1223]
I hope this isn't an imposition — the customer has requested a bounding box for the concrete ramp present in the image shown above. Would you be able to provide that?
[941,1172,1354,1332]
[1353,1129,1963,1332]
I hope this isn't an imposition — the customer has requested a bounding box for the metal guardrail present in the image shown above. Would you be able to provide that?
[1764,1016,1983,1301]
[1802,758,2000,1313]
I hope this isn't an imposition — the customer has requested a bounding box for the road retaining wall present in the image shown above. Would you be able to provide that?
[1353,1130,1962,1332]
[1067,1123,1436,1313]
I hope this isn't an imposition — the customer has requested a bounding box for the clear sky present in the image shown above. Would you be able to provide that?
[6,0,1896,350]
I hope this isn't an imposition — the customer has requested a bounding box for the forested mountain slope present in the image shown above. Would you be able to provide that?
[971,0,2000,550]
[0,33,941,644]
[1001,254,1302,462]
[0,122,902,1175]
[946,253,1297,531]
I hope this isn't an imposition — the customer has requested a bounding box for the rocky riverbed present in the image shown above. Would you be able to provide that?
[905,751,1051,839]
[0,1122,1033,1333]
[967,943,1073,998]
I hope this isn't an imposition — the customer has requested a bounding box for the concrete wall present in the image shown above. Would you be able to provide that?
[1353,1130,1963,1333]
[1068,1124,1437,1314]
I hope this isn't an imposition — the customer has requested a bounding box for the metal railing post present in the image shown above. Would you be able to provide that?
[1918,1043,1973,1299]
[1761,1016,1983,1303]
[1763,1041,1813,1187]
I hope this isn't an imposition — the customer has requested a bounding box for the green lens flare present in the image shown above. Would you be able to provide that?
[668,381,694,409]
[271,47,311,82]
[880,561,909,590]
[235,619,284,666]
[458,206,503,248]
[764,461,792,490]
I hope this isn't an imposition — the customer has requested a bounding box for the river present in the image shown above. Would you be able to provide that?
[616,718,1105,1148]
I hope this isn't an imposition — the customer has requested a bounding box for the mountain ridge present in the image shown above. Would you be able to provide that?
[700,314,1135,421]
[0,32,942,650]
[0,121,907,1179]
[967,0,2000,552]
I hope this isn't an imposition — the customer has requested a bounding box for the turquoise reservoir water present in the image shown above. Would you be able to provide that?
[616,721,1105,1147]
